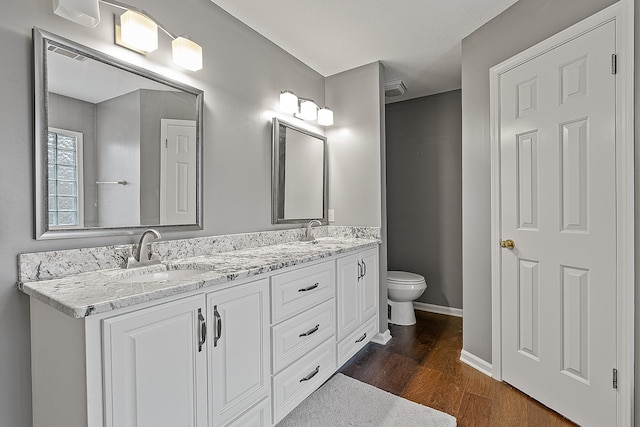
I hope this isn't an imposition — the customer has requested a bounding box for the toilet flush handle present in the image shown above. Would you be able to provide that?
[500,239,515,250]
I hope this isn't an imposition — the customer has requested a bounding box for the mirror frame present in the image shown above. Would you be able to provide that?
[33,27,204,240]
[271,118,328,225]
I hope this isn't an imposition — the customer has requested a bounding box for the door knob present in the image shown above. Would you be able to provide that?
[500,239,515,250]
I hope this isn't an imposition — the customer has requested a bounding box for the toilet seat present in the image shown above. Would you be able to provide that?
[387,271,426,290]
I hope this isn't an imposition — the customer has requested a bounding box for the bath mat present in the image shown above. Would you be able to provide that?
[277,373,457,426]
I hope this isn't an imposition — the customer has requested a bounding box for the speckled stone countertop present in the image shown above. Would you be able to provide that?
[19,237,379,319]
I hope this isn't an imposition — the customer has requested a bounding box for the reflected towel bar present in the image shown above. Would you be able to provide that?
[96,180,128,185]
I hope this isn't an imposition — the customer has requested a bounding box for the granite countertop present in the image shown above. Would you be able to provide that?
[19,237,379,319]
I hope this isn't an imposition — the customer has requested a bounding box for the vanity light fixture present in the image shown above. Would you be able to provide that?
[51,0,204,71]
[279,90,333,126]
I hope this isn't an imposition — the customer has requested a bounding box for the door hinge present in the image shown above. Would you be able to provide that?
[165,139,168,148]
[613,368,618,389]
[611,54,617,75]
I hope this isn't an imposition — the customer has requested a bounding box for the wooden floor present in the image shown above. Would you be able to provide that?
[339,311,576,427]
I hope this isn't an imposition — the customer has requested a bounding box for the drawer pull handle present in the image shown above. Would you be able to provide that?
[299,324,320,337]
[298,283,319,292]
[300,365,320,382]
[355,332,367,343]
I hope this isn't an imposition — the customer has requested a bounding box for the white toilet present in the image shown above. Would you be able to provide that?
[387,271,427,326]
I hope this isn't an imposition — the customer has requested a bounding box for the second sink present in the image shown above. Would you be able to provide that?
[120,269,210,284]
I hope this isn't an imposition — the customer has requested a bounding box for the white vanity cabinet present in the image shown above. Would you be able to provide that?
[336,247,379,365]
[207,279,271,427]
[27,243,380,427]
[102,295,208,427]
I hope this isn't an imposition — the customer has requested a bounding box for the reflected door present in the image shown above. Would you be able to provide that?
[499,21,616,426]
[160,119,197,225]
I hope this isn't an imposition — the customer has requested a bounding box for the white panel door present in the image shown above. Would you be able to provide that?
[208,279,270,427]
[103,295,207,427]
[161,119,197,225]
[499,21,616,426]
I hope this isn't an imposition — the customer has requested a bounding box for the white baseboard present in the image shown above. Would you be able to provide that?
[460,350,493,377]
[371,329,392,345]
[413,301,463,317]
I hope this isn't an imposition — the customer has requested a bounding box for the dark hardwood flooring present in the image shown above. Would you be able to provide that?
[339,311,577,427]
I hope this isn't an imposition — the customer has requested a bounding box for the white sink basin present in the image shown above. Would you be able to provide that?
[120,269,210,284]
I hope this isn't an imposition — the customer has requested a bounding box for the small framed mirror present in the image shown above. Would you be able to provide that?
[272,118,328,224]
[33,28,204,239]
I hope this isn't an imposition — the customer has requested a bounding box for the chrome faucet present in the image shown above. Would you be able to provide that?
[127,229,162,268]
[301,220,322,242]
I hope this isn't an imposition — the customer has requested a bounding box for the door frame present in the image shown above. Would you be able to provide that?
[489,1,634,425]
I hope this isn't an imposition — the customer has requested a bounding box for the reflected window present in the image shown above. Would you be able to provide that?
[48,128,84,228]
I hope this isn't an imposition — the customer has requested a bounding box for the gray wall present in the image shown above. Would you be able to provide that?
[386,90,462,309]
[326,62,383,228]
[461,0,617,365]
[0,0,327,425]
[47,92,98,226]
[96,90,141,226]
[325,62,388,333]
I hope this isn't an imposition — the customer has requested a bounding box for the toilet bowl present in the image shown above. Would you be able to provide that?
[387,271,427,326]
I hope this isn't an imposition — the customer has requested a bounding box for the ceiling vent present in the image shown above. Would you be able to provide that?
[384,79,407,97]
[47,44,87,62]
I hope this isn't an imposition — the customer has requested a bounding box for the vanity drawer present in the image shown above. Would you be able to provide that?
[272,299,335,374]
[337,315,377,367]
[272,337,336,424]
[271,261,335,323]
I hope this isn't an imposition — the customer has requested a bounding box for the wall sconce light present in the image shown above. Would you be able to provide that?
[279,90,333,126]
[317,107,334,126]
[119,9,158,52]
[52,0,204,71]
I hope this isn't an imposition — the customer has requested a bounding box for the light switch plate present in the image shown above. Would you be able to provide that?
[328,209,335,222]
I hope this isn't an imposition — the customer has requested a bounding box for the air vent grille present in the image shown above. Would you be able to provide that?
[47,45,87,62]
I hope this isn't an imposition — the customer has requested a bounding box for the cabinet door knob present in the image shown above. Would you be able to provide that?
[500,239,515,250]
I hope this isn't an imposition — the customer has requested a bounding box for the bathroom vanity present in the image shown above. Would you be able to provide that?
[20,231,380,427]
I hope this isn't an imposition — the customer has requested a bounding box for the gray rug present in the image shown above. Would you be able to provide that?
[277,373,457,426]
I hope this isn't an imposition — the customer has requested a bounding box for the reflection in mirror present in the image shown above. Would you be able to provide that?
[272,118,327,224]
[34,28,203,239]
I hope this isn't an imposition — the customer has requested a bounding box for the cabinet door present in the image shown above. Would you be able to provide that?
[208,279,270,427]
[103,295,208,427]
[359,248,379,322]
[336,252,360,340]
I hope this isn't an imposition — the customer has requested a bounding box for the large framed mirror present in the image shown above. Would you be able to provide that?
[33,28,204,239]
[272,118,327,224]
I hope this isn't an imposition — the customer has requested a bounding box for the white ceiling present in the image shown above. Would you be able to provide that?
[48,46,176,104]
[210,0,519,103]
